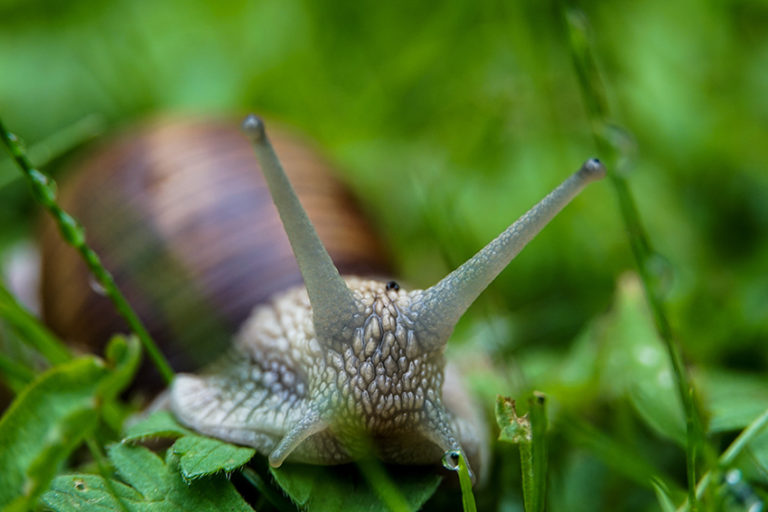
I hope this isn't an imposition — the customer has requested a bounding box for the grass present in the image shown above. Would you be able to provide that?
[561,8,703,508]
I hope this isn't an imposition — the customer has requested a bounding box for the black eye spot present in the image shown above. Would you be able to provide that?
[386,281,400,291]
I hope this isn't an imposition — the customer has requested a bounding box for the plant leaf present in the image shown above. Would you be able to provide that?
[42,474,143,512]
[271,462,441,512]
[172,435,256,480]
[123,410,195,442]
[123,410,255,480]
[597,275,685,444]
[42,444,254,512]
[702,370,768,433]
[0,357,108,510]
[0,335,140,510]
[108,442,170,500]
[0,280,71,365]
[651,477,677,512]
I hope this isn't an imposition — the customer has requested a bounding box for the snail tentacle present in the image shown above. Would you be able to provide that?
[268,410,328,467]
[242,114,361,348]
[411,158,606,352]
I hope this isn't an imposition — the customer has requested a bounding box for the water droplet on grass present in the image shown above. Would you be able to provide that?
[441,450,460,471]
[89,276,107,296]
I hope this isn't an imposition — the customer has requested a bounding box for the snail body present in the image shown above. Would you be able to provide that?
[41,114,605,479]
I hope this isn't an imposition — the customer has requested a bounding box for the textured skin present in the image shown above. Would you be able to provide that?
[170,276,485,471]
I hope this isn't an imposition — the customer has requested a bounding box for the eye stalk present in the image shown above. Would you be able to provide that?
[244,114,605,358]
[410,158,606,352]
[242,115,361,346]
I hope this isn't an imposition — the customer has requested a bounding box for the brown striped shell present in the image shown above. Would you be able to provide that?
[40,116,390,387]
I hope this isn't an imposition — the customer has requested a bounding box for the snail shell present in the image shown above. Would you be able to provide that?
[40,116,389,385]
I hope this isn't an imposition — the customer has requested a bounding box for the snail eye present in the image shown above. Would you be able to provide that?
[386,281,400,291]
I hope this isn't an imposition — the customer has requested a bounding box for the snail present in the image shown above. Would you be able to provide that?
[40,113,605,481]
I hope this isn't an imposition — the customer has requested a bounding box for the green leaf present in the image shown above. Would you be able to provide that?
[172,435,256,480]
[702,370,768,433]
[562,417,683,496]
[748,422,768,471]
[597,275,685,445]
[271,462,441,512]
[42,474,143,512]
[42,444,254,512]
[0,335,140,510]
[100,336,142,400]
[0,280,71,365]
[108,442,170,500]
[124,410,255,480]
[651,477,677,512]
[123,411,195,442]
[0,357,107,510]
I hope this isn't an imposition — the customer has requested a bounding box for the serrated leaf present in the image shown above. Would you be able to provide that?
[42,474,143,512]
[172,435,256,480]
[42,445,254,512]
[109,442,170,500]
[0,336,139,510]
[0,357,107,510]
[270,462,441,512]
[99,336,142,401]
[123,410,194,442]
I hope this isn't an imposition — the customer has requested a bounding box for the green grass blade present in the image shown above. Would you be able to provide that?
[559,7,703,508]
[677,407,768,511]
[0,114,104,190]
[496,394,548,512]
[0,280,71,365]
[527,394,548,512]
[456,450,477,512]
[0,358,108,509]
[0,118,175,384]
[357,459,411,512]
[0,352,35,390]
[241,466,296,512]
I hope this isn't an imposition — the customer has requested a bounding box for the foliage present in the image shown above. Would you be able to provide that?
[0,336,139,510]
[42,443,253,512]
[1,0,768,510]
[497,394,548,512]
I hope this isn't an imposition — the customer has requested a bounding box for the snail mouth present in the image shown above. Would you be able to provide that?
[327,429,447,465]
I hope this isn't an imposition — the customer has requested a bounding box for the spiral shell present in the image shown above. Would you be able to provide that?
[40,116,390,386]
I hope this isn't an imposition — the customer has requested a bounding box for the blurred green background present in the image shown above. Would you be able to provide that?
[1,0,767,510]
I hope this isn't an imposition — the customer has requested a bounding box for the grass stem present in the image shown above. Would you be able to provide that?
[0,118,175,385]
[677,407,768,511]
[559,7,703,509]
[456,450,477,512]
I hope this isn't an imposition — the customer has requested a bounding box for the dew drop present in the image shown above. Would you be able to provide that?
[29,169,58,203]
[441,450,460,471]
[725,469,741,485]
[645,251,675,298]
[89,276,107,296]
